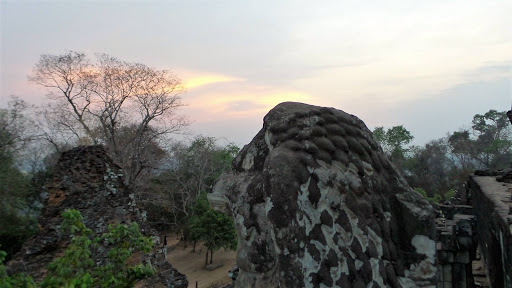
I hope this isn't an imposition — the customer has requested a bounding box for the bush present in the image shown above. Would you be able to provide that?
[1,209,155,288]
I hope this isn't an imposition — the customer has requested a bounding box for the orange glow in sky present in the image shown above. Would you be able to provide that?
[184,74,243,90]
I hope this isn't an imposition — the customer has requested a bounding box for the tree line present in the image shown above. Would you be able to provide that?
[373,109,512,204]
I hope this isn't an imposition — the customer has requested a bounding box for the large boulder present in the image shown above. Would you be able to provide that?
[210,102,437,287]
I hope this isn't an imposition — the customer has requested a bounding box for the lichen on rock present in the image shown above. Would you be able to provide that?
[210,102,437,287]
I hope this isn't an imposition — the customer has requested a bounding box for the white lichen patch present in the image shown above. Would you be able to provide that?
[235,214,247,239]
[295,159,383,284]
[297,246,321,287]
[404,259,437,279]
[265,130,274,151]
[384,212,392,222]
[362,161,374,176]
[370,258,385,287]
[348,163,359,174]
[367,227,383,258]
[402,235,437,280]
[337,256,349,278]
[265,197,274,214]
[242,152,255,170]
[343,206,368,253]
[397,277,417,288]
[411,235,436,264]
[355,259,363,270]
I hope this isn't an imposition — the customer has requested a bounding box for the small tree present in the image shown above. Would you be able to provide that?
[186,192,211,252]
[373,125,414,161]
[187,193,237,267]
[0,247,36,287]
[199,209,237,266]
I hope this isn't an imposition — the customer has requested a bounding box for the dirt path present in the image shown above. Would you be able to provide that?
[166,235,236,288]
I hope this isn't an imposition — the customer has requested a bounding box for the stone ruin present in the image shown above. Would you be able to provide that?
[433,169,512,288]
[6,145,187,288]
[210,102,438,287]
[466,173,512,287]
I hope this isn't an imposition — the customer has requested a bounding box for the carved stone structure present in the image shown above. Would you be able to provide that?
[6,145,187,287]
[210,102,438,287]
[435,204,478,287]
[467,175,512,287]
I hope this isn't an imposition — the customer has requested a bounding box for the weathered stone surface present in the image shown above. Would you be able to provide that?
[6,145,187,287]
[468,175,512,288]
[210,102,437,287]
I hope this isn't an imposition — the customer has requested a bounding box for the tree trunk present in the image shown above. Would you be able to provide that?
[204,248,209,267]
[193,240,197,252]
[210,249,213,264]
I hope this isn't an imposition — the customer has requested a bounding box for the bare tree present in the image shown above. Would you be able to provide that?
[0,96,39,159]
[30,51,188,186]
[139,137,238,231]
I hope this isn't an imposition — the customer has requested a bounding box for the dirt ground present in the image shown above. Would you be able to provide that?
[166,234,236,288]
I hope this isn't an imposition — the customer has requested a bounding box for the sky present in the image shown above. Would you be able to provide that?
[1,0,511,147]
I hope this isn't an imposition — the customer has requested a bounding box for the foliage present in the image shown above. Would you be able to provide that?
[401,139,457,197]
[0,247,36,288]
[444,189,456,200]
[0,97,41,260]
[187,193,237,266]
[0,155,38,260]
[378,109,512,201]
[1,209,155,287]
[414,188,442,205]
[446,110,512,170]
[470,110,512,168]
[373,125,413,161]
[141,136,239,231]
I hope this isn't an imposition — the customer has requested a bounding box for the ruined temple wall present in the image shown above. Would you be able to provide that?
[6,145,187,287]
[468,175,512,287]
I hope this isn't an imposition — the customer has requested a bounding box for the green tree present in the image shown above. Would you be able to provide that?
[0,247,36,288]
[403,139,456,197]
[186,191,211,252]
[446,110,512,171]
[471,110,512,169]
[187,193,237,267]
[199,209,237,266]
[45,209,155,287]
[0,97,40,260]
[373,125,414,168]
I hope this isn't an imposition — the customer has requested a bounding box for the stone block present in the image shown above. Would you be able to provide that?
[443,265,452,282]
[447,252,454,263]
[455,251,470,264]
[457,236,473,249]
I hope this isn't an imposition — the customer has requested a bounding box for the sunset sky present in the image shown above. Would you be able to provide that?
[1,0,511,146]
